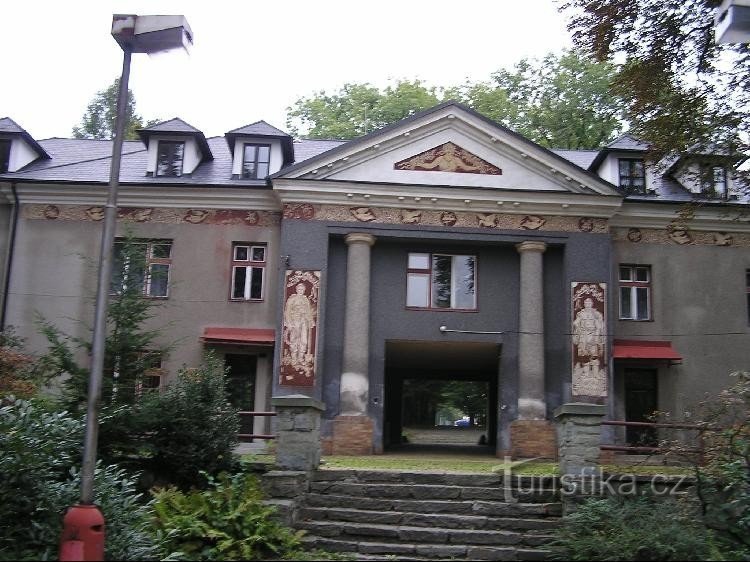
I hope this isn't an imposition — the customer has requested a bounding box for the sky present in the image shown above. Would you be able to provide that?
[1,1,573,140]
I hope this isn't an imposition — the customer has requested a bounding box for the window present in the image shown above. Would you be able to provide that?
[406,253,476,310]
[619,265,651,320]
[231,244,266,300]
[242,144,271,179]
[111,239,172,298]
[0,140,10,173]
[618,158,646,194]
[135,353,163,396]
[700,164,728,199]
[156,141,184,177]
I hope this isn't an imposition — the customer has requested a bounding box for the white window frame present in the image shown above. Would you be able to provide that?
[230,244,266,301]
[112,239,172,298]
[619,264,651,321]
[406,252,477,310]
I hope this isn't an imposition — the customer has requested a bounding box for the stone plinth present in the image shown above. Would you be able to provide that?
[272,395,325,471]
[554,402,606,476]
[332,415,374,455]
[510,420,557,460]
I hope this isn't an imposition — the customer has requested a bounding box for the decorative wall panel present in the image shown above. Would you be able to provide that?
[280,270,321,387]
[571,282,608,399]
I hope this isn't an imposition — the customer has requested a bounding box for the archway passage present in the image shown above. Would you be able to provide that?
[384,340,501,455]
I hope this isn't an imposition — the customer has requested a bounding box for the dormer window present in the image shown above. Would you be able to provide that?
[618,158,646,194]
[700,164,727,199]
[242,144,271,179]
[0,140,10,173]
[156,141,185,177]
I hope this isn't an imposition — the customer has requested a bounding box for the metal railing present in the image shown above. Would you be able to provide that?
[238,411,277,440]
[601,419,706,454]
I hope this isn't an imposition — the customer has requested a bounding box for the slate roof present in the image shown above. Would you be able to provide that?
[1,136,345,186]
[0,117,50,159]
[605,134,650,151]
[551,149,599,170]
[226,120,290,137]
[140,117,203,134]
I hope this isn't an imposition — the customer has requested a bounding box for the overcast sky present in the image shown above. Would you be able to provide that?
[1,1,573,140]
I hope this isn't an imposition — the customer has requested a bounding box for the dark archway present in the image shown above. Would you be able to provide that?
[384,340,501,453]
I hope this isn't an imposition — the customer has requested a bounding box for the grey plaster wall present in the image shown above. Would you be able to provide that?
[7,207,280,388]
[612,240,750,419]
[278,219,612,453]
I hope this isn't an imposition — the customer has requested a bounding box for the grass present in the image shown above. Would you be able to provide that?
[241,453,692,477]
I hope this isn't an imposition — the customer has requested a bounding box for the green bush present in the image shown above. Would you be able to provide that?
[139,355,239,488]
[0,397,157,561]
[551,495,721,561]
[152,472,302,561]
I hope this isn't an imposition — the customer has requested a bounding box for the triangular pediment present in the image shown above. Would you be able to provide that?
[274,102,620,197]
[394,142,502,175]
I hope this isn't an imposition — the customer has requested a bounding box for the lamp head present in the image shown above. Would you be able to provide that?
[112,14,193,55]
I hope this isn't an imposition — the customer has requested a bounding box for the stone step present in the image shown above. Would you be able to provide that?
[296,520,555,548]
[309,481,558,503]
[303,493,562,517]
[298,506,560,532]
[312,469,558,489]
[301,535,553,561]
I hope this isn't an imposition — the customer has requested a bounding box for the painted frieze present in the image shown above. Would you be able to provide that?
[282,203,609,233]
[571,282,608,399]
[394,142,502,175]
[23,204,280,226]
[280,270,321,387]
[613,226,750,247]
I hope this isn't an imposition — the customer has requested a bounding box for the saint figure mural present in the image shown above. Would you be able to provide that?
[280,271,321,386]
[284,283,315,367]
[571,283,608,397]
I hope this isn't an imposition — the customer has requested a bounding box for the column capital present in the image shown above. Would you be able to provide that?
[516,240,547,254]
[345,232,376,246]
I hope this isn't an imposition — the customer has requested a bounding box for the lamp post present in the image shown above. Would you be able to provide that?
[59,15,192,562]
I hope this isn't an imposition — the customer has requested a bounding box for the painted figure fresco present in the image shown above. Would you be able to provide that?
[571,282,608,398]
[280,270,321,386]
[394,142,502,175]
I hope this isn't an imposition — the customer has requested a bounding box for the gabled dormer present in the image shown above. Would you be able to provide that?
[589,134,652,195]
[137,118,213,177]
[224,121,293,180]
[661,148,744,201]
[0,117,50,172]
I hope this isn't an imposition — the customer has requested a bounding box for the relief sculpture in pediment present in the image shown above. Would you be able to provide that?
[394,142,502,175]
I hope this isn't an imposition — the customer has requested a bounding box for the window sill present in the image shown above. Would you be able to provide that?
[230,298,264,303]
[406,306,478,313]
[618,317,653,322]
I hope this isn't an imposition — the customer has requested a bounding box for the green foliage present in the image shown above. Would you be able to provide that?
[138,355,240,489]
[72,78,158,140]
[0,397,157,561]
[286,80,441,139]
[152,472,301,561]
[562,0,748,183]
[551,495,721,561]
[0,328,38,398]
[457,50,624,149]
[286,52,623,149]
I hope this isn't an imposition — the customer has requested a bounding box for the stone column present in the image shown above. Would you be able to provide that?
[340,232,376,415]
[332,232,376,455]
[511,241,554,459]
[516,240,547,420]
[272,394,325,471]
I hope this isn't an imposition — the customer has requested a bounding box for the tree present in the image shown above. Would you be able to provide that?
[286,52,624,149]
[456,51,625,149]
[72,78,155,140]
[286,80,441,139]
[560,0,749,172]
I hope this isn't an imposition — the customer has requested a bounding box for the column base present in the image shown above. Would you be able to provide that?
[510,420,557,460]
[332,415,374,456]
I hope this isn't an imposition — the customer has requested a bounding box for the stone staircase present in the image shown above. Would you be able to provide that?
[296,469,561,561]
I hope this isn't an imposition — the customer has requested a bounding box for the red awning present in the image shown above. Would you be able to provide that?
[202,327,275,347]
[613,339,682,363]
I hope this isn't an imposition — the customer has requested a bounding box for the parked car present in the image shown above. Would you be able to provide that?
[454,418,471,427]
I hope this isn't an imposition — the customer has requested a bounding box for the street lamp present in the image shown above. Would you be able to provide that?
[59,15,192,562]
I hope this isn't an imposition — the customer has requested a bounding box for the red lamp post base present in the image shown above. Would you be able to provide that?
[59,505,105,561]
